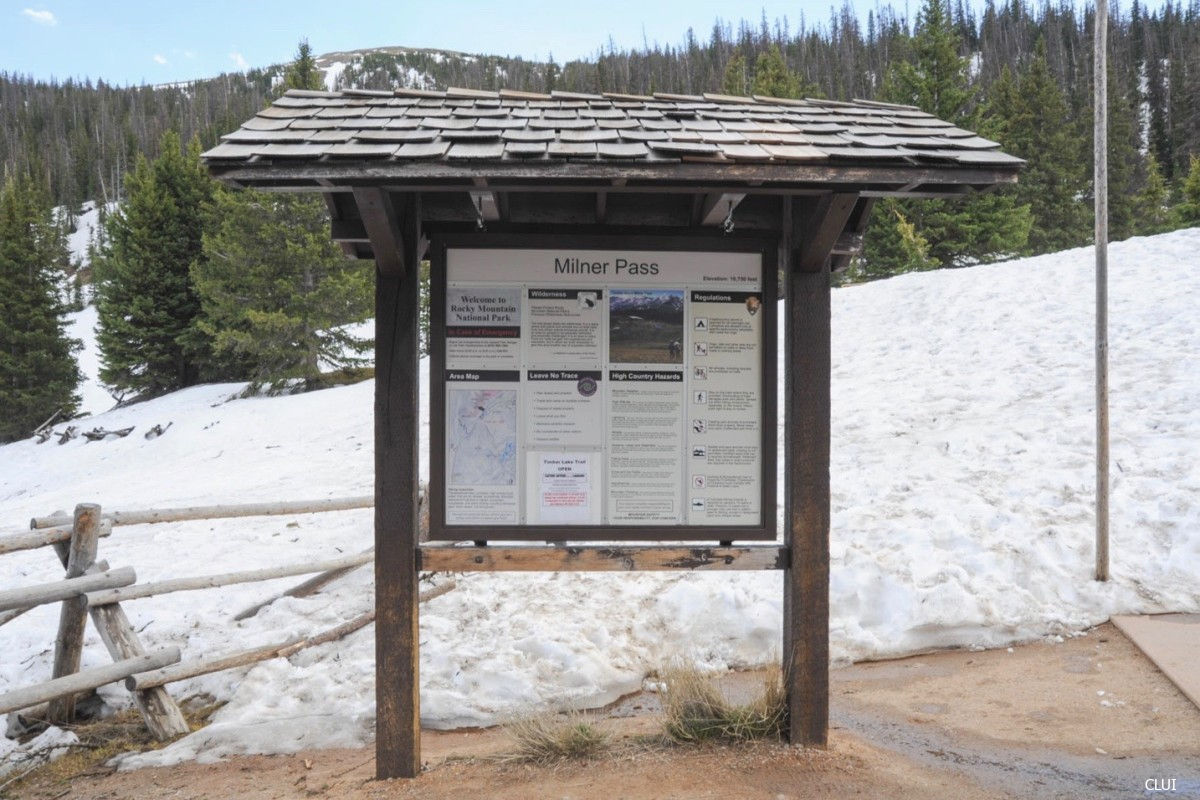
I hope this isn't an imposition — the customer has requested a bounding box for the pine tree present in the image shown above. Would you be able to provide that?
[1104,66,1144,242]
[721,52,749,96]
[883,0,972,123]
[191,39,374,392]
[0,173,80,441]
[858,200,939,277]
[282,39,324,95]
[1134,152,1171,234]
[1178,155,1200,226]
[749,45,822,98]
[191,189,373,392]
[983,45,1089,253]
[864,0,1031,276]
[751,46,801,98]
[95,131,214,398]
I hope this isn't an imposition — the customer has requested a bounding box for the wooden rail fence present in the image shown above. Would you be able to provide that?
[0,491,445,743]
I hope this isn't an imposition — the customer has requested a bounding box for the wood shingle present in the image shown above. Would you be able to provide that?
[203,86,1024,186]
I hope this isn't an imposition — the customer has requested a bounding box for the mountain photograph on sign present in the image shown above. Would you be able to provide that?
[608,289,685,364]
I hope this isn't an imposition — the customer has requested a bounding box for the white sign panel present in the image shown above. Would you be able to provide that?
[441,248,764,528]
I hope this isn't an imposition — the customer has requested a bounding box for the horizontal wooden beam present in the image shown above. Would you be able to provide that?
[417,545,787,572]
[209,162,1020,193]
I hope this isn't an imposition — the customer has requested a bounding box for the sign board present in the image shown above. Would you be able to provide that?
[429,235,777,541]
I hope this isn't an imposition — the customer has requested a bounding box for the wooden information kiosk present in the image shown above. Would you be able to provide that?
[206,85,1021,778]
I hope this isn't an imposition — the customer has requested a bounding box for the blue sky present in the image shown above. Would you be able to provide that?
[8,0,903,86]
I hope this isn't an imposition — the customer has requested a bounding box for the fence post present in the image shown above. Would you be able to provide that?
[46,504,100,723]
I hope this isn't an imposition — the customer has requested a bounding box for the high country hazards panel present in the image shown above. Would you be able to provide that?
[442,248,763,528]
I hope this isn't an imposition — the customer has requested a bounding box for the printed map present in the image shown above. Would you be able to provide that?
[448,389,518,485]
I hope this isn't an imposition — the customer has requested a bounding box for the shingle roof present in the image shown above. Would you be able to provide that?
[202,87,1024,173]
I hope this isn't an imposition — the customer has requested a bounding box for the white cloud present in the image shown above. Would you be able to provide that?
[183,50,196,59]
[229,51,248,69]
[22,8,57,26]
[153,54,167,65]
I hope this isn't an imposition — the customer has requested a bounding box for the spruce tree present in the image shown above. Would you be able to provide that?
[191,39,373,392]
[856,200,938,278]
[983,45,1089,253]
[1104,66,1143,242]
[752,46,801,98]
[282,39,324,95]
[721,53,749,96]
[95,131,214,398]
[0,174,80,441]
[864,0,1031,276]
[191,190,372,393]
[750,45,822,98]
[1178,155,1200,226]
[1134,153,1172,235]
[882,0,971,121]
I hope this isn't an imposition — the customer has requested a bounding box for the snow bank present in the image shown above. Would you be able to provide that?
[1,229,1197,768]
[0,726,80,778]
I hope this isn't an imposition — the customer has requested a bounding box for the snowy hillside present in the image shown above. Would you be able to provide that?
[1,229,1197,768]
[314,46,504,93]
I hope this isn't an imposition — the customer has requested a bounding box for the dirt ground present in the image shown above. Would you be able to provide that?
[10,623,1200,799]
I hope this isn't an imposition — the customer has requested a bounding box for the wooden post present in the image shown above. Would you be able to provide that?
[38,505,188,738]
[47,504,100,723]
[367,191,422,779]
[89,600,191,740]
[782,194,855,747]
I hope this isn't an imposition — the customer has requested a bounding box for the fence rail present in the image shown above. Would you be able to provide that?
[86,552,375,606]
[0,567,135,612]
[0,520,112,556]
[0,649,180,716]
[30,495,374,530]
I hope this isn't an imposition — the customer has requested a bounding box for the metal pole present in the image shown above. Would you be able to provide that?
[1094,0,1110,582]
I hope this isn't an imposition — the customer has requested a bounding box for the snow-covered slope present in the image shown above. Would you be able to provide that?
[1,229,1197,768]
[64,201,109,268]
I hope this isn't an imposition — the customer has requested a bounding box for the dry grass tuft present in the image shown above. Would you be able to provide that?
[503,710,610,763]
[661,663,785,743]
[1,700,221,798]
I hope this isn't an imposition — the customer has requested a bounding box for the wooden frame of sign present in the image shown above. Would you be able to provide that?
[368,203,842,780]
[427,230,778,543]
